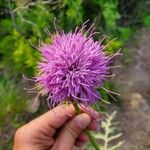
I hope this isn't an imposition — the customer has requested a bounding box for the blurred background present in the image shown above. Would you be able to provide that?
[0,0,150,150]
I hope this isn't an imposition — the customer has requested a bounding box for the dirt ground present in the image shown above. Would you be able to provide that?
[112,28,150,150]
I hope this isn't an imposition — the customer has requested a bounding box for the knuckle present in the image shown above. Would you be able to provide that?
[15,126,27,141]
[66,124,78,138]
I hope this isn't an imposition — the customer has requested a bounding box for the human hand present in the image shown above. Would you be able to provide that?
[13,104,100,150]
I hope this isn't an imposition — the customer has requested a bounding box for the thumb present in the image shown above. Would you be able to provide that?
[52,113,91,150]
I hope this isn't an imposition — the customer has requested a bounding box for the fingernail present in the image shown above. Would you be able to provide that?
[75,114,91,129]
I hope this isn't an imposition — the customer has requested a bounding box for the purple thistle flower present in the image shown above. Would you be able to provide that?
[35,25,118,107]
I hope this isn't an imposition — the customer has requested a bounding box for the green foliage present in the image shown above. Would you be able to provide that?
[0,76,27,150]
[143,15,150,28]
[14,1,54,37]
[118,27,134,42]
[92,0,120,33]
[1,0,148,76]
[0,30,39,75]
[142,0,150,28]
[0,76,27,127]
[99,82,113,103]
[93,81,118,113]
[105,39,122,54]
[57,0,83,31]
[86,111,124,150]
[0,0,55,75]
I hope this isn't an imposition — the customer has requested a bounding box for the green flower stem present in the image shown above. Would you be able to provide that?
[73,103,100,150]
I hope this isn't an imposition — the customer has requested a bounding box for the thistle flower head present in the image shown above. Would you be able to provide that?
[36,25,117,107]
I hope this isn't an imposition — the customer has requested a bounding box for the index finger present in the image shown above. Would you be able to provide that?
[32,104,76,129]
[31,104,100,129]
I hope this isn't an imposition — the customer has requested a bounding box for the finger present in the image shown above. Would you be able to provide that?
[30,104,99,130]
[80,105,100,119]
[77,133,88,143]
[75,140,88,147]
[88,119,99,130]
[51,113,91,150]
[75,133,88,147]
[31,104,77,129]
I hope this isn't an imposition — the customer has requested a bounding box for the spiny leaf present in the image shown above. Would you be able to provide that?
[109,141,124,150]
[107,133,122,142]
[87,111,124,150]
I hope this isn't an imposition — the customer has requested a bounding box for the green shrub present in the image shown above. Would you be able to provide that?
[57,0,83,31]
[1,0,146,76]
[92,0,120,33]
[0,30,40,75]
[0,76,27,127]
[0,0,55,75]
[143,15,150,28]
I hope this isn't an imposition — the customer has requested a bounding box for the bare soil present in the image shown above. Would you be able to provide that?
[113,28,150,150]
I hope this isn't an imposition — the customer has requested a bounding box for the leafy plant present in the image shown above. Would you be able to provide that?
[56,0,83,31]
[86,111,124,150]
[0,0,56,75]
[0,76,27,127]
[14,0,55,37]
[0,30,40,75]
[143,15,150,28]
[92,0,120,33]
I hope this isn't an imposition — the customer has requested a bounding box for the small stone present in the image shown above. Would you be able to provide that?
[128,93,149,112]
[129,93,144,110]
